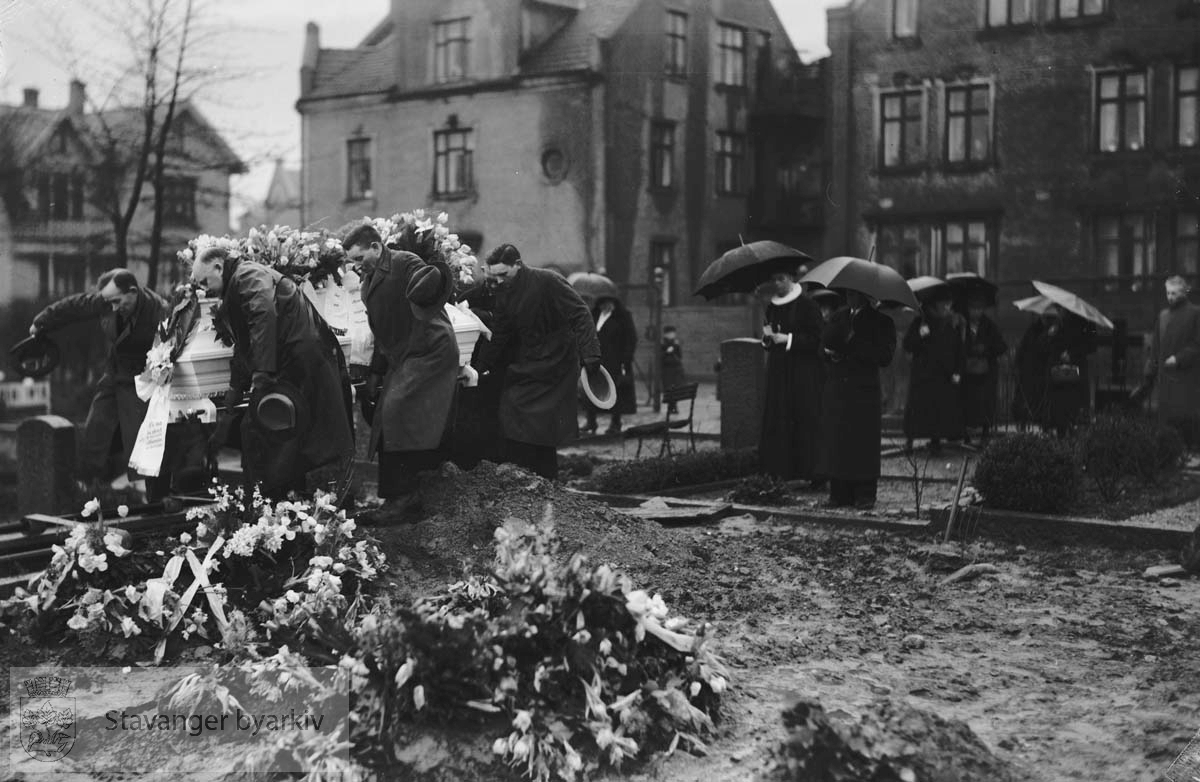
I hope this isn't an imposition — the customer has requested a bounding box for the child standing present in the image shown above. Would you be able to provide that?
[661,325,685,413]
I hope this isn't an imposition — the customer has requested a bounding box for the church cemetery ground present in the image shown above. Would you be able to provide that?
[2,457,1199,780]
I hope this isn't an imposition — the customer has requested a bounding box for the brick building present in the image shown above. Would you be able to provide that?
[826,0,1200,388]
[295,0,821,380]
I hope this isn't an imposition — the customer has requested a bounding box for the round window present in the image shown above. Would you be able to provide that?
[541,147,568,182]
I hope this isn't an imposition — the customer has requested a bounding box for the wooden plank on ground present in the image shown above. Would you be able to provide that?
[1143,564,1188,580]
[626,503,732,521]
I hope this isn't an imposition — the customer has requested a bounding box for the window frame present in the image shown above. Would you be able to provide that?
[1174,210,1200,277]
[345,137,373,202]
[161,176,198,227]
[878,86,926,171]
[1093,211,1156,290]
[433,127,475,198]
[1052,0,1107,21]
[893,0,919,39]
[939,218,993,277]
[1176,64,1200,148]
[875,221,929,278]
[714,131,745,196]
[1094,68,1149,154]
[715,22,747,88]
[433,17,470,83]
[650,121,676,190]
[665,10,688,77]
[983,0,1032,29]
[944,81,994,168]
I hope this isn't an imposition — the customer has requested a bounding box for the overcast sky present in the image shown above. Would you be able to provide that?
[0,0,840,218]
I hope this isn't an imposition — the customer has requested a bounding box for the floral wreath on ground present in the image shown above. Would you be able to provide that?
[366,209,478,289]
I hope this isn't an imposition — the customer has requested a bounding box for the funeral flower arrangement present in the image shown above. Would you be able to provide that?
[368,209,478,287]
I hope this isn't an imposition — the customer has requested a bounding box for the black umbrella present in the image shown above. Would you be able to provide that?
[946,272,999,307]
[568,272,620,306]
[694,241,813,300]
[800,256,920,309]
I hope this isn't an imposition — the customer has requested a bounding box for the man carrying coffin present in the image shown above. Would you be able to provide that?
[28,268,169,499]
[190,247,354,498]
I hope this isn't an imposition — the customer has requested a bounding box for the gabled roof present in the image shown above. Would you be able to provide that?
[520,0,641,75]
[80,100,245,173]
[0,106,69,166]
[305,40,395,100]
[267,161,301,206]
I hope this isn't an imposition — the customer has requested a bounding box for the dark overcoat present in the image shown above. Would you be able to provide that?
[477,266,601,447]
[362,249,460,454]
[592,304,638,416]
[1013,314,1096,431]
[759,292,824,480]
[220,261,354,487]
[661,337,686,390]
[1144,302,1200,425]
[902,312,965,440]
[816,305,896,482]
[960,314,1007,429]
[33,287,169,478]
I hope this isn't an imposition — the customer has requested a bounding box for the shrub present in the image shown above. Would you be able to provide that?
[728,474,790,506]
[973,433,1080,514]
[590,449,758,494]
[1074,413,1186,500]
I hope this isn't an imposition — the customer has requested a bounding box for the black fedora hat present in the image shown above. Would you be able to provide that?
[251,379,310,442]
[407,259,455,321]
[9,335,61,379]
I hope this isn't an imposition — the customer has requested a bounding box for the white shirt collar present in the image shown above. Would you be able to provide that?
[770,285,804,305]
[596,309,613,332]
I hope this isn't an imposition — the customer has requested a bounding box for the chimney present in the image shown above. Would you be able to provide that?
[68,79,86,114]
[300,22,320,98]
[22,88,39,108]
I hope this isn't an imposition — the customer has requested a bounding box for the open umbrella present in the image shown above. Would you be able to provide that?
[568,272,620,307]
[907,275,951,304]
[800,256,920,310]
[945,271,999,306]
[693,240,813,300]
[1030,280,1115,330]
[1013,294,1054,315]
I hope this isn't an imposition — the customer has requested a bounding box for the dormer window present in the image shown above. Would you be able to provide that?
[434,18,470,83]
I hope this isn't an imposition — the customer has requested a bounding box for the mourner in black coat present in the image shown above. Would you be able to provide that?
[758,272,824,481]
[816,290,897,509]
[959,298,1008,441]
[447,279,506,469]
[31,268,169,494]
[902,295,965,453]
[585,297,638,434]
[1013,306,1096,437]
[192,249,355,499]
[474,244,602,480]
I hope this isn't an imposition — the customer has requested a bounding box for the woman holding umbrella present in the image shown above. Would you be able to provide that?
[584,294,637,435]
[902,284,965,455]
[958,290,1007,444]
[1014,305,1097,437]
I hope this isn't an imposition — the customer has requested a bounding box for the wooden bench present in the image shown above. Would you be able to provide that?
[623,383,699,458]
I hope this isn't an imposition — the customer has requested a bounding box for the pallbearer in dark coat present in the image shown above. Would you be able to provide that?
[816,290,897,509]
[902,292,965,454]
[1142,275,1200,448]
[959,296,1007,443]
[342,224,460,523]
[474,244,602,480]
[758,269,824,482]
[585,296,637,434]
[30,268,169,496]
[191,249,355,499]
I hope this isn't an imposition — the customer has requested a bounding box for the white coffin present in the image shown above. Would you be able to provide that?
[171,300,233,401]
[445,302,483,366]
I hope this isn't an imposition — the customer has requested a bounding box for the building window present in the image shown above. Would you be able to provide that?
[940,219,991,276]
[716,23,746,87]
[1095,213,1155,289]
[346,138,372,201]
[880,88,924,169]
[162,177,197,226]
[37,172,85,221]
[877,222,928,278]
[434,128,474,197]
[946,83,992,165]
[434,17,470,83]
[1053,0,1106,20]
[1175,212,1200,278]
[1177,66,1199,148]
[650,240,675,307]
[893,0,918,38]
[985,0,1031,27]
[650,122,675,189]
[665,11,687,76]
[715,132,745,195]
[1096,69,1147,153]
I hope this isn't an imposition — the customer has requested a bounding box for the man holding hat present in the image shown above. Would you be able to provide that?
[474,243,602,480]
[28,268,168,498]
[342,223,460,523]
[190,247,354,499]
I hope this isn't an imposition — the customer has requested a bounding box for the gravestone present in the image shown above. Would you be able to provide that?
[18,415,76,517]
[719,338,766,451]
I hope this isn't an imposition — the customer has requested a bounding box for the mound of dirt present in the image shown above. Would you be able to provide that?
[765,697,1015,782]
[368,460,693,602]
